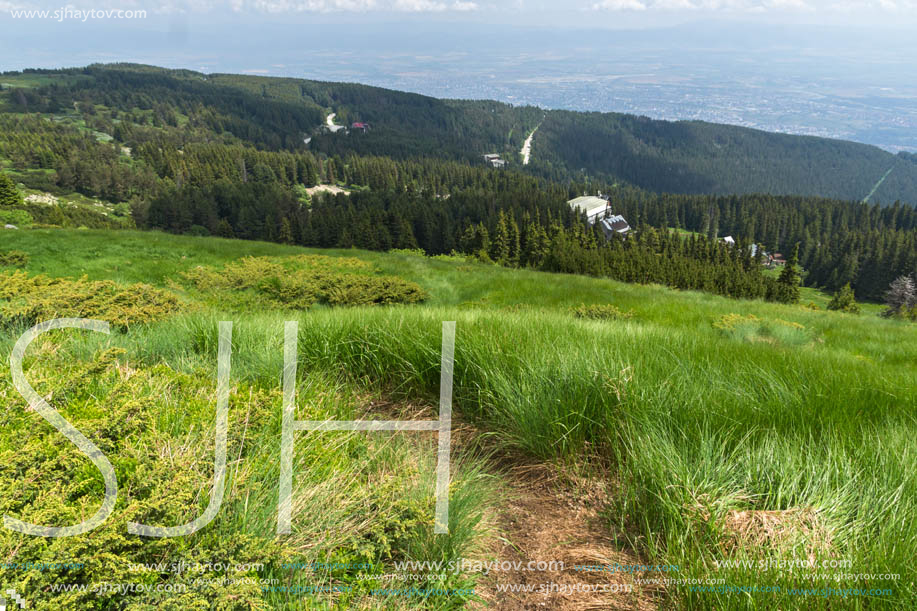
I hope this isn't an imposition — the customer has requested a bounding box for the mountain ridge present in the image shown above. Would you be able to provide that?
[4,62,916,205]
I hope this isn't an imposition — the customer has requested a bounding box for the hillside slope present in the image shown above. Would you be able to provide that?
[4,64,917,204]
[0,230,914,609]
[533,110,917,203]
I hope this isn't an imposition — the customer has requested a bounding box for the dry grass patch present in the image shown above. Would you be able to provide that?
[720,506,833,558]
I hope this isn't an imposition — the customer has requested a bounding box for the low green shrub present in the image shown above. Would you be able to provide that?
[0,328,495,609]
[324,276,427,306]
[889,306,917,322]
[432,251,470,263]
[0,270,183,330]
[389,247,427,257]
[186,224,210,237]
[0,208,33,227]
[827,283,860,314]
[0,346,285,609]
[571,303,635,321]
[18,202,131,230]
[181,255,427,309]
[713,313,812,345]
[0,249,29,267]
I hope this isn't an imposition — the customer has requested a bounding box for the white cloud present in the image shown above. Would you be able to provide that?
[764,0,815,10]
[831,0,917,9]
[7,0,917,15]
[240,0,477,10]
[1,0,479,13]
[593,0,824,9]
[390,0,478,10]
[654,0,698,9]
[250,0,376,11]
[393,0,448,10]
[593,0,647,9]
[208,0,476,11]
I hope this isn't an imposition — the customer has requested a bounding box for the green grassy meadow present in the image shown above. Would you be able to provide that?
[1,229,915,609]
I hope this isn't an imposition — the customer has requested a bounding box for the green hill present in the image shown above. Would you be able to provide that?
[4,64,917,204]
[532,110,917,203]
[0,229,914,609]
[4,63,917,309]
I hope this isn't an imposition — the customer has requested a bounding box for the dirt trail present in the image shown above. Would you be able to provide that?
[520,120,543,166]
[862,162,896,203]
[471,461,658,610]
[364,402,659,610]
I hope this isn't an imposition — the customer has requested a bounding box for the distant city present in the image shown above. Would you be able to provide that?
[277,23,917,153]
[307,60,917,153]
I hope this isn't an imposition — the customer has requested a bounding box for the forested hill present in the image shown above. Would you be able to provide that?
[3,64,544,163]
[530,112,917,204]
[3,63,917,205]
[3,63,917,306]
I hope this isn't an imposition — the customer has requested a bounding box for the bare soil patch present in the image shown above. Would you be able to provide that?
[306,184,351,197]
[470,461,657,611]
[359,400,659,610]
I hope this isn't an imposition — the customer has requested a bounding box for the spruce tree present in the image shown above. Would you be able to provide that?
[507,214,521,267]
[489,211,510,264]
[828,283,860,314]
[521,219,539,267]
[216,219,235,239]
[753,243,764,268]
[459,225,478,254]
[776,243,801,303]
[0,172,22,208]
[530,223,549,268]
[475,225,491,262]
[279,218,294,244]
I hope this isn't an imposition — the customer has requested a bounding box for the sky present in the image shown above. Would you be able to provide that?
[1,0,916,25]
[2,0,915,154]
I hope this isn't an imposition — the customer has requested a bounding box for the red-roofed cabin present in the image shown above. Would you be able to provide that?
[351,122,369,132]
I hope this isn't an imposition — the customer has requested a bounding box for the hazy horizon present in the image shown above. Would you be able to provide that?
[3,9,916,151]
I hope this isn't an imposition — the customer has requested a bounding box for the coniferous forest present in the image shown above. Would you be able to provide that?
[2,63,917,305]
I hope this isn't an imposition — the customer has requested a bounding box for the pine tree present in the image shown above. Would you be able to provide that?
[827,283,860,314]
[278,218,294,244]
[776,243,801,303]
[460,223,490,259]
[474,224,491,262]
[520,219,537,267]
[0,172,22,208]
[529,223,550,269]
[216,218,235,239]
[507,214,521,267]
[395,218,419,249]
[489,211,510,264]
[337,228,354,248]
[459,224,478,254]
